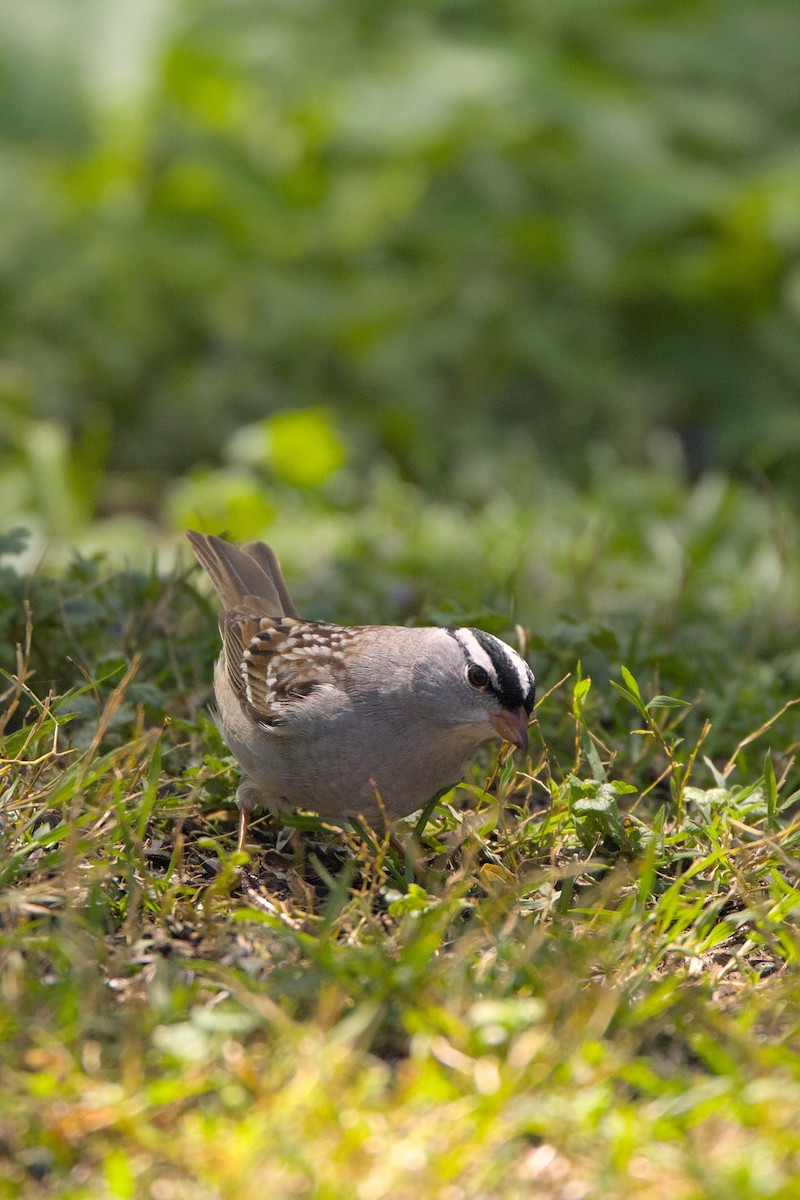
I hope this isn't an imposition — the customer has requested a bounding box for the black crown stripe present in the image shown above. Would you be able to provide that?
[468,627,534,713]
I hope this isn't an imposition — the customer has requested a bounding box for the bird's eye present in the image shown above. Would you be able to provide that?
[467,663,490,689]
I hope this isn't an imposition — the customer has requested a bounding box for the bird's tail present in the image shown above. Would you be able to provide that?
[186,531,299,617]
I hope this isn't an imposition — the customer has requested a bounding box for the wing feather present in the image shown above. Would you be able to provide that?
[219,613,351,726]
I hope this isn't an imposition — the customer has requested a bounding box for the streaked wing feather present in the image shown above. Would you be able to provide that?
[220,613,352,726]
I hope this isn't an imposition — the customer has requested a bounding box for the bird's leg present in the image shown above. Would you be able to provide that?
[235,779,263,853]
[290,828,306,875]
[237,807,249,854]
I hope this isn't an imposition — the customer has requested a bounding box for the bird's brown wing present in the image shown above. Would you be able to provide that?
[219,612,352,726]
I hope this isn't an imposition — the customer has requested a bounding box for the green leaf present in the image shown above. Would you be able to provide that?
[573,676,592,708]
[227,408,347,489]
[764,750,778,831]
[388,883,436,917]
[620,666,644,704]
[0,527,30,557]
[167,467,275,538]
[568,779,626,847]
[269,408,347,487]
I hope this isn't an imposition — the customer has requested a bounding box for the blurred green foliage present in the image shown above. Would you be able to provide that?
[2,0,800,500]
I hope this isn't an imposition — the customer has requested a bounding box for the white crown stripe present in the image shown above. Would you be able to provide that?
[453,629,500,689]
[509,648,533,696]
[453,626,534,709]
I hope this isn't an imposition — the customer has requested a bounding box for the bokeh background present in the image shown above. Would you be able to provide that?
[6,9,800,1194]
[2,0,800,584]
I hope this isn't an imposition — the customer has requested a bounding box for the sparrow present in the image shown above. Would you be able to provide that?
[187,531,535,850]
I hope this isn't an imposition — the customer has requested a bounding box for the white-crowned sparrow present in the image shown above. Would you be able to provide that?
[187,531,535,850]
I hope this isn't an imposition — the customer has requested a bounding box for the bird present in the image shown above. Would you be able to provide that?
[186,530,536,851]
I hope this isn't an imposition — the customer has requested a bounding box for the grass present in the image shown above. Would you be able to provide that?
[1,467,800,1199]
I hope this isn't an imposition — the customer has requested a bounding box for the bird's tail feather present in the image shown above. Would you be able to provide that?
[186,530,298,617]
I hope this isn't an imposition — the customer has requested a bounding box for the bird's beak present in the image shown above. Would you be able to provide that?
[491,707,529,751]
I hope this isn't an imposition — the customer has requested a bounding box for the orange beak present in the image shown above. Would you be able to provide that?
[491,707,529,751]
